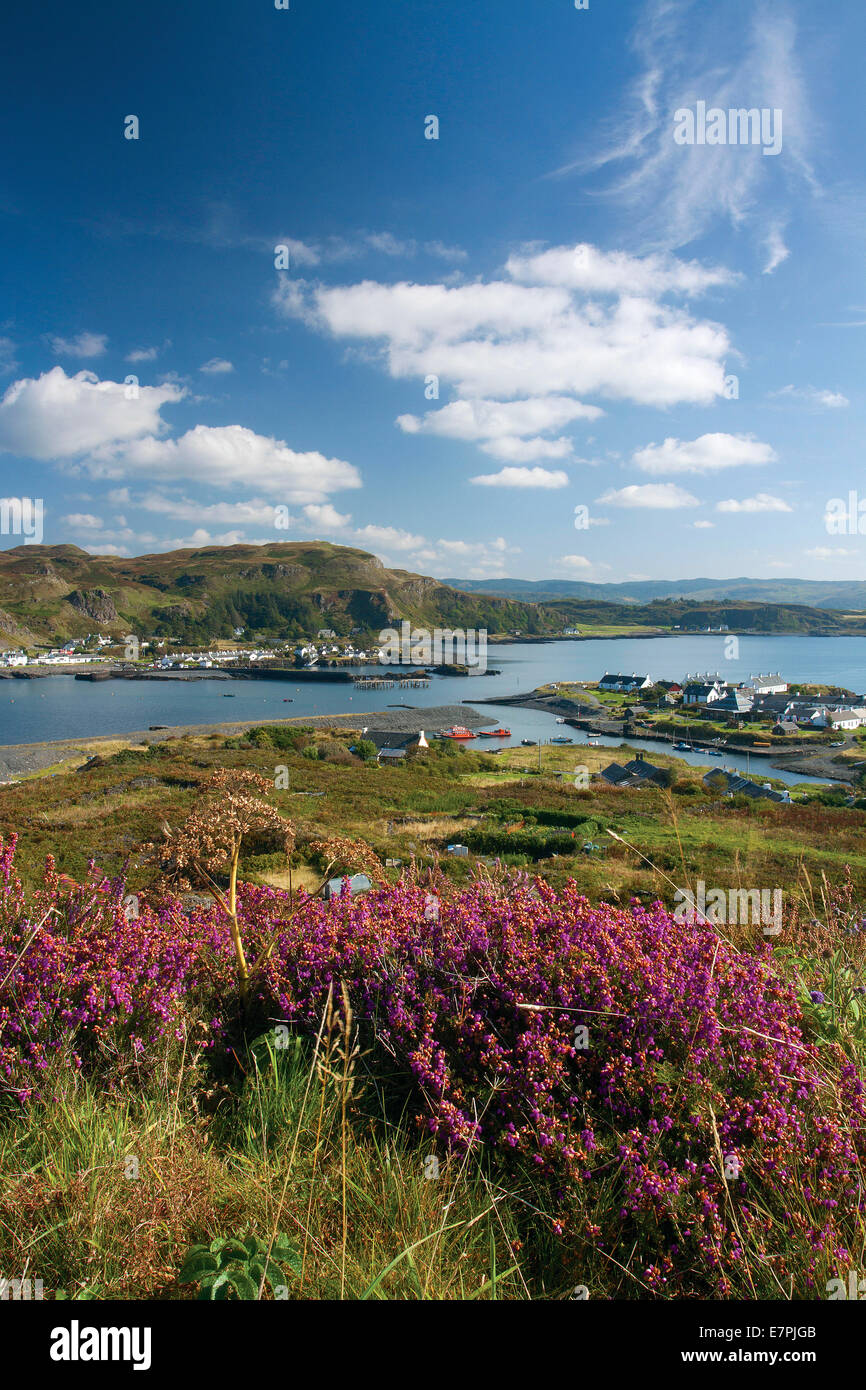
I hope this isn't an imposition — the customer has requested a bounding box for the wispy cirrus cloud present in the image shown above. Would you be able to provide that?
[548,1,819,253]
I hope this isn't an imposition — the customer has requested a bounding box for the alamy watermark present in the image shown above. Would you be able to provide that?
[0,497,43,544]
[826,492,866,535]
[674,880,783,936]
[673,103,782,156]
[378,622,488,673]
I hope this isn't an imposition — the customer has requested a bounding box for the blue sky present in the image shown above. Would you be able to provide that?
[1,0,865,582]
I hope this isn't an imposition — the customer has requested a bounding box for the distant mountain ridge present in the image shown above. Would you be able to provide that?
[443,576,866,611]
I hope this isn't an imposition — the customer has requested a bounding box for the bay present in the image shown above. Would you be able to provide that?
[1,633,863,787]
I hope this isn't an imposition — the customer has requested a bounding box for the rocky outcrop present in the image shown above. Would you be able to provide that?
[65,589,118,624]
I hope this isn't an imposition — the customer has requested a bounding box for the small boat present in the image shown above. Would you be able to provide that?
[442,725,477,740]
[551,736,573,744]
[674,742,691,751]
[222,694,236,698]
[556,717,566,724]
[479,728,511,738]
[283,698,293,702]
[521,738,537,746]
[708,749,725,757]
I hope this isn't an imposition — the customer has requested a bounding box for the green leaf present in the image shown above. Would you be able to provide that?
[263,1259,290,1293]
[178,1251,219,1283]
[210,1237,249,1260]
[226,1269,259,1301]
[272,1242,302,1278]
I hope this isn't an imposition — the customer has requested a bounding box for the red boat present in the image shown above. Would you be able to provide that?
[478,728,511,738]
[441,725,477,740]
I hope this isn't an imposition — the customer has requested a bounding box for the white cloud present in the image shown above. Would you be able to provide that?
[302,503,352,530]
[763,224,790,275]
[0,338,18,375]
[770,384,849,409]
[506,244,737,297]
[559,554,593,570]
[596,483,699,509]
[397,394,602,441]
[102,425,361,503]
[170,529,252,549]
[82,542,130,556]
[63,513,104,529]
[716,493,792,513]
[276,259,733,410]
[0,368,184,460]
[478,436,575,462]
[125,345,161,363]
[136,494,280,528]
[633,433,777,475]
[805,546,854,558]
[692,520,715,529]
[352,524,427,552]
[199,358,235,375]
[48,332,108,358]
[470,466,570,489]
[551,4,818,252]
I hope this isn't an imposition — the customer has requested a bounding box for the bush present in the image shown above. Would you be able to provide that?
[4,837,865,1299]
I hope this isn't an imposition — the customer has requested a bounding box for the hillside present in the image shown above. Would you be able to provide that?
[0,542,552,647]
[0,542,863,648]
[445,575,866,610]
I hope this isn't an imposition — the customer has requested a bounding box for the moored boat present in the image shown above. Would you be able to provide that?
[442,725,477,740]
[478,728,510,738]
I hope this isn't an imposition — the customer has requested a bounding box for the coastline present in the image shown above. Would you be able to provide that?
[474,688,859,786]
[0,704,497,781]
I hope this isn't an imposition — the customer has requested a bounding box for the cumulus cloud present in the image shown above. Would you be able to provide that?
[0,367,184,460]
[397,395,602,441]
[596,483,700,509]
[716,493,792,513]
[632,432,777,475]
[275,254,733,411]
[397,394,601,463]
[559,554,593,570]
[692,520,715,529]
[103,425,361,503]
[302,503,352,529]
[805,546,854,558]
[351,524,427,552]
[470,466,570,489]
[48,331,108,358]
[199,358,234,375]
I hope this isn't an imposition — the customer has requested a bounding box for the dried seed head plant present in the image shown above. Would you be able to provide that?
[145,770,383,999]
